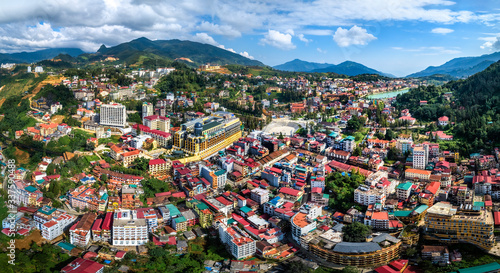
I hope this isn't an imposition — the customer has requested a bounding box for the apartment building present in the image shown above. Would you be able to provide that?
[112,210,148,246]
[405,169,431,181]
[142,102,154,121]
[70,213,97,247]
[143,115,170,132]
[250,188,270,205]
[291,203,322,242]
[34,206,77,241]
[200,164,227,190]
[424,202,495,250]
[397,182,413,201]
[61,258,104,273]
[218,221,256,260]
[148,158,172,176]
[413,146,428,170]
[100,103,127,127]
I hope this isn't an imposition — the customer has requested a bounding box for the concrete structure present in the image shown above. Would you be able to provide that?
[112,210,148,246]
[70,213,97,247]
[413,146,428,170]
[250,188,270,205]
[142,102,154,121]
[173,111,242,158]
[424,202,495,250]
[100,103,127,127]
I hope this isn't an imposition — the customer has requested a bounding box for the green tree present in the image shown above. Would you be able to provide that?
[342,222,372,242]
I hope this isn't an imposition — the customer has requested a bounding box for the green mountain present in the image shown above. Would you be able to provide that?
[407,51,500,78]
[311,61,394,77]
[88,37,264,66]
[0,48,85,64]
[273,59,334,72]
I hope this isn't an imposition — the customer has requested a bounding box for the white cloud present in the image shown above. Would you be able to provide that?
[197,21,241,38]
[392,46,461,55]
[260,29,296,50]
[431,27,454,34]
[239,51,254,59]
[0,0,499,53]
[317,47,327,54]
[333,25,376,47]
[297,34,311,43]
[192,32,236,54]
[480,36,500,50]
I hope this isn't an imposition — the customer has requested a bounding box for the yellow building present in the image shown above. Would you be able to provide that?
[424,202,495,250]
[173,111,242,159]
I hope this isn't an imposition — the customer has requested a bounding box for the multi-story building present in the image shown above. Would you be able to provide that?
[396,134,413,155]
[424,202,495,250]
[100,103,127,127]
[397,182,413,201]
[148,158,172,177]
[405,169,431,181]
[143,115,170,132]
[200,164,227,190]
[291,203,322,242]
[142,102,154,121]
[250,188,269,205]
[218,220,256,260]
[35,207,76,241]
[70,213,97,247]
[173,111,242,159]
[421,245,450,264]
[112,210,148,246]
[187,199,214,228]
[68,185,101,211]
[340,136,356,152]
[413,146,428,169]
[91,212,113,243]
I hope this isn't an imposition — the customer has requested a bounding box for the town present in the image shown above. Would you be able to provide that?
[1,59,500,273]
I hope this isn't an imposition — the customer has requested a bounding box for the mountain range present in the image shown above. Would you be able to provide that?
[273,59,394,77]
[0,37,262,67]
[0,48,85,64]
[406,51,500,78]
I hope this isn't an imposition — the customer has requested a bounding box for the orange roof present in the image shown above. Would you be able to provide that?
[371,211,389,220]
[406,169,431,175]
[110,145,122,154]
[40,123,58,129]
[123,150,141,157]
[292,212,311,228]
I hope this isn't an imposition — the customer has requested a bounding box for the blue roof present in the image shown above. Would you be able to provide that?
[57,242,76,251]
[413,204,429,214]
[101,193,108,200]
[269,196,281,206]
[25,186,37,193]
[329,132,338,137]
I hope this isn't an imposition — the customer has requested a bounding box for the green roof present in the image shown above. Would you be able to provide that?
[227,218,236,225]
[240,206,252,213]
[25,186,37,193]
[344,136,355,141]
[166,204,181,217]
[195,202,209,211]
[397,182,412,191]
[474,202,485,207]
[393,210,412,217]
[214,169,226,176]
[413,204,429,214]
[202,121,221,132]
[457,262,500,273]
[323,194,330,199]
[174,216,187,223]
[36,179,45,184]
[57,242,76,251]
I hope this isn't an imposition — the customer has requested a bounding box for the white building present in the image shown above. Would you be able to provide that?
[112,210,148,246]
[129,135,152,149]
[142,102,154,121]
[27,66,32,73]
[218,220,256,260]
[143,115,170,132]
[413,146,428,170]
[34,66,44,73]
[250,188,269,205]
[69,213,97,247]
[38,211,76,241]
[291,203,322,242]
[100,103,127,127]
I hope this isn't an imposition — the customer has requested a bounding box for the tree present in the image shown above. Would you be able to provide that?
[100,174,108,183]
[224,184,233,192]
[352,146,362,156]
[285,261,312,273]
[342,222,372,242]
[278,132,284,139]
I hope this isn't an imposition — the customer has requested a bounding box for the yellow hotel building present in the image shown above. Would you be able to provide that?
[173,111,242,159]
[424,202,495,250]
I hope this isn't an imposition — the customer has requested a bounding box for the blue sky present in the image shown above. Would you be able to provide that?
[1,0,500,76]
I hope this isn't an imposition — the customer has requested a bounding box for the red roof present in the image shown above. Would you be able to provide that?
[91,219,102,231]
[101,212,113,230]
[494,211,500,226]
[61,258,104,273]
[149,158,166,165]
[279,187,301,197]
[425,181,440,195]
[215,196,233,206]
